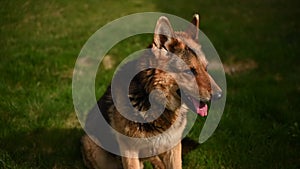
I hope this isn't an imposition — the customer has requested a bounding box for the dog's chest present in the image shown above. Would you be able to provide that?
[123,107,188,156]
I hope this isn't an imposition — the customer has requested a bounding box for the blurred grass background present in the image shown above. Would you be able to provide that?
[0,0,299,168]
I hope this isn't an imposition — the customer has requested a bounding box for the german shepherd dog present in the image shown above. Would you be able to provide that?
[81,14,222,169]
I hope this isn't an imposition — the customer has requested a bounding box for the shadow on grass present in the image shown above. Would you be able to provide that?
[0,128,85,169]
[0,127,203,169]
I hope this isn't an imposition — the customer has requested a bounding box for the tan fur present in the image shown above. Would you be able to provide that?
[81,14,222,169]
[81,135,122,169]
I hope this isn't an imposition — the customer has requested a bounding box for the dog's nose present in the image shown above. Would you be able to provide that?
[212,91,222,100]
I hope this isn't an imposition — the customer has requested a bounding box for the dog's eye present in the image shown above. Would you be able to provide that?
[183,68,197,75]
[183,69,193,75]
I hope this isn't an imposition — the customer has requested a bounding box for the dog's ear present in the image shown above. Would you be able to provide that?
[153,16,175,50]
[186,14,200,41]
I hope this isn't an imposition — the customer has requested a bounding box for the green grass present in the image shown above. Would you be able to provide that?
[1,0,299,168]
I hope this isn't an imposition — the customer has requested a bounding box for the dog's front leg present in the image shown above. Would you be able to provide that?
[160,142,182,169]
[122,156,140,169]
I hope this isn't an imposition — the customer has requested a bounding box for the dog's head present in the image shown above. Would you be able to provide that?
[149,14,222,116]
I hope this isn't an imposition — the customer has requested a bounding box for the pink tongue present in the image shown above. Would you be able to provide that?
[191,98,208,117]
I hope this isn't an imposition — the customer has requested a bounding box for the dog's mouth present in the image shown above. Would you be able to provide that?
[177,89,208,117]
